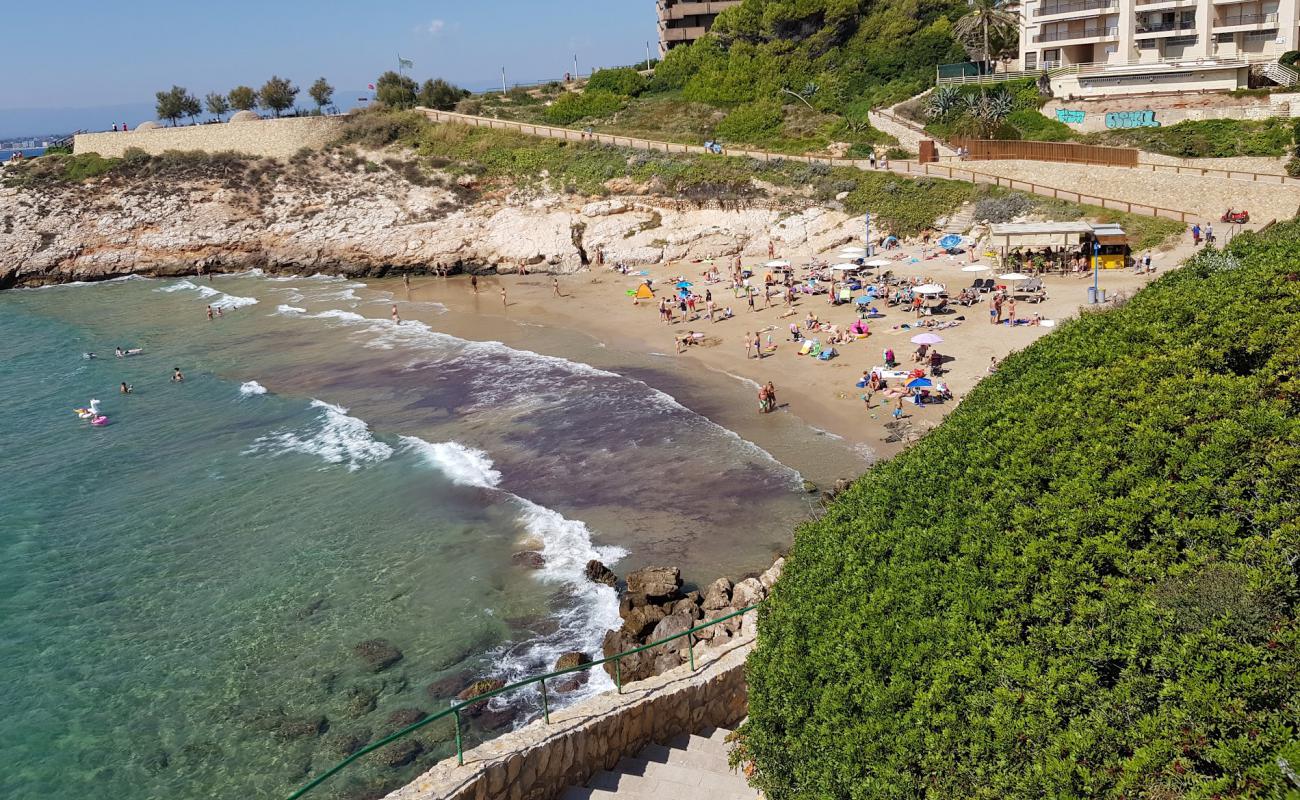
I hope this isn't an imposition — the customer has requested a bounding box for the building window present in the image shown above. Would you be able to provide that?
[1165,36,1198,46]
[1025,52,1038,69]
[1244,28,1278,40]
[1215,32,1235,43]
[1138,39,1159,49]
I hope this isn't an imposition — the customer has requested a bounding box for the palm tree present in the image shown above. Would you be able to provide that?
[954,0,1021,75]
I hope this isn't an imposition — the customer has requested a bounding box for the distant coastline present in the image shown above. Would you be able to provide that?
[1,146,47,162]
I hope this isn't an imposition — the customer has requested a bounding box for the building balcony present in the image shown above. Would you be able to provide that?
[1034,0,1117,19]
[1135,0,1198,9]
[657,1,740,21]
[1213,10,1279,28]
[1033,24,1119,42]
[660,25,709,42]
[1133,21,1199,37]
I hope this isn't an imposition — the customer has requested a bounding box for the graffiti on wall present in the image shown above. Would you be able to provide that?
[1105,110,1160,129]
[1055,109,1085,124]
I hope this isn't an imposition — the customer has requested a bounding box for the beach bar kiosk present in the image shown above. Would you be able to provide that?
[988,221,1129,269]
[1090,223,1131,269]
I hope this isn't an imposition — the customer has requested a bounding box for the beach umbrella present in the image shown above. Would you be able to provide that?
[855,296,874,305]
[937,233,963,250]
[830,263,860,271]
[765,259,790,268]
[864,258,891,268]
[961,265,991,272]
[910,333,943,345]
[999,272,1030,281]
[914,284,945,294]
[906,377,933,389]
[676,281,693,288]
[839,246,867,254]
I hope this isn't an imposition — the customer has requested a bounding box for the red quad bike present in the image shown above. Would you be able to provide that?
[1221,209,1250,224]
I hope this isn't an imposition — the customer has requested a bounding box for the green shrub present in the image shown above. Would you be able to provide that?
[585,67,647,97]
[883,146,912,160]
[1089,117,1294,157]
[742,219,1300,799]
[1280,49,1300,67]
[542,90,627,125]
[1287,156,1300,177]
[715,100,785,142]
[1006,109,1074,141]
[336,109,428,148]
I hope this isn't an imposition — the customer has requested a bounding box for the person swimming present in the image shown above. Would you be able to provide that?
[83,352,97,359]
[120,382,132,394]
[115,347,125,358]
[171,367,184,382]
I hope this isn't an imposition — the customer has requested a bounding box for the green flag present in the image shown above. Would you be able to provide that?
[398,56,413,70]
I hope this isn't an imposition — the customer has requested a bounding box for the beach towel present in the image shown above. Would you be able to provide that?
[799,341,813,356]
[818,348,835,361]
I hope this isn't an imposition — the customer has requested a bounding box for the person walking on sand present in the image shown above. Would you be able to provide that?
[1007,298,1016,324]
[1191,223,1202,246]
[764,381,777,412]
[470,274,479,294]
[747,288,756,312]
[553,277,562,297]
[403,273,411,290]
[391,304,401,325]
[1205,222,1215,246]
[752,332,763,359]
[744,332,754,359]
[500,287,508,309]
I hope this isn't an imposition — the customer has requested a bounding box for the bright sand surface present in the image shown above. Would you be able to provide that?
[383,233,1200,464]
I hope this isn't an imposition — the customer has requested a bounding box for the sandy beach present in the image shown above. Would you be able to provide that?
[380,231,1199,473]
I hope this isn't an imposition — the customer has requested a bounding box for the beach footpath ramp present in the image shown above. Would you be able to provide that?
[560,726,754,799]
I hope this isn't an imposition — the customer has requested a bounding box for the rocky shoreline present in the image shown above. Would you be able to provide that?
[1,150,869,291]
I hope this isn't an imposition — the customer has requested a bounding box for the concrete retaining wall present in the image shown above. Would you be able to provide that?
[1043,92,1300,133]
[385,636,753,800]
[73,116,345,159]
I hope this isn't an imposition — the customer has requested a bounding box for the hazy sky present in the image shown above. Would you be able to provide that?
[0,0,656,133]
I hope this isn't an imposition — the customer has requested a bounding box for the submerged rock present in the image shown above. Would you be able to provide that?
[379,739,424,768]
[353,639,403,673]
[275,715,328,740]
[456,678,505,715]
[327,728,372,757]
[342,685,379,718]
[511,550,546,569]
[384,707,428,732]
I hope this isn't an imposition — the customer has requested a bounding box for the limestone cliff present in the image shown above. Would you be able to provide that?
[0,152,865,289]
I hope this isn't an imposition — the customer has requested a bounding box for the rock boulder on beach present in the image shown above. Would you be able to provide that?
[456,678,505,715]
[625,566,682,602]
[584,559,618,586]
[702,577,733,611]
[353,639,403,673]
[553,651,592,672]
[511,550,545,569]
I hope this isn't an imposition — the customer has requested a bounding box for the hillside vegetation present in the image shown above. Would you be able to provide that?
[740,221,1300,798]
[461,0,965,155]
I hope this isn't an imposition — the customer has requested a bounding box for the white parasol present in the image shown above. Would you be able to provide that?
[999,272,1031,281]
[961,265,991,273]
[765,259,791,268]
[864,258,892,268]
[914,284,945,294]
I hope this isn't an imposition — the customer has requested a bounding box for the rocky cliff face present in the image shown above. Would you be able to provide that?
[0,154,865,289]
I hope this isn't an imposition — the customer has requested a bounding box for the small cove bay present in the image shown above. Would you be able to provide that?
[0,273,850,800]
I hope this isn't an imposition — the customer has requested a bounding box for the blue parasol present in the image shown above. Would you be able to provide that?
[906,377,933,389]
[855,296,873,305]
[937,234,962,250]
[676,281,693,288]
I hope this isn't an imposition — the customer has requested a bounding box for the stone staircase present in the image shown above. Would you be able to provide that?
[559,727,758,800]
[937,202,978,236]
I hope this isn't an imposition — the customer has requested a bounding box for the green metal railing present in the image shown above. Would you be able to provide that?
[285,603,761,800]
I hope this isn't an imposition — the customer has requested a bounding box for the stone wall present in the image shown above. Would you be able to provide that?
[73,116,345,159]
[384,636,754,800]
[1043,92,1300,134]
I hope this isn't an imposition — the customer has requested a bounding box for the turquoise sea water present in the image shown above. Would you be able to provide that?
[0,274,815,799]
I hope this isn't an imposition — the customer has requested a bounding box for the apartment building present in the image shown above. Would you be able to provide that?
[1017,0,1299,92]
[658,0,742,55]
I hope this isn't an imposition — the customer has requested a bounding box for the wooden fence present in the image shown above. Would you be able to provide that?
[950,137,1139,167]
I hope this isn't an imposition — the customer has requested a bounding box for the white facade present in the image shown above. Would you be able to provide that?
[1018,0,1298,68]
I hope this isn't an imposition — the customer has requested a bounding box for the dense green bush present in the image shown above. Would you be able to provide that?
[742,220,1300,798]
[585,67,647,97]
[1089,117,1295,158]
[542,90,627,125]
[1006,109,1074,141]
[715,100,785,141]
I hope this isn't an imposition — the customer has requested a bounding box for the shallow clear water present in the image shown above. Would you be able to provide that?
[0,273,816,800]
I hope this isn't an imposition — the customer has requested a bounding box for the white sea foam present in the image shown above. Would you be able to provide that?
[291,307,802,483]
[274,305,307,316]
[401,437,502,488]
[246,400,393,471]
[239,381,268,397]
[402,434,625,698]
[157,278,259,309]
